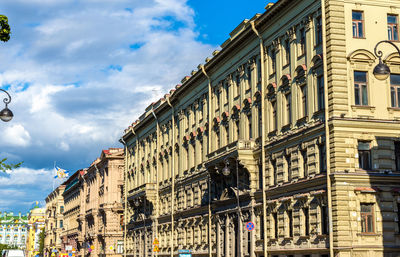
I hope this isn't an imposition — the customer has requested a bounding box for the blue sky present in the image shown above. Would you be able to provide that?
[0,0,274,213]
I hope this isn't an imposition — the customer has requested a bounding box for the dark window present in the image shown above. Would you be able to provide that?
[273,212,278,238]
[304,207,309,236]
[225,125,229,144]
[271,50,276,74]
[257,59,262,87]
[321,205,329,235]
[248,114,252,139]
[354,71,368,106]
[360,203,374,233]
[258,104,262,137]
[224,82,229,102]
[352,11,364,38]
[395,141,400,171]
[235,120,240,140]
[316,16,323,45]
[388,14,399,41]
[288,210,293,237]
[319,143,326,173]
[286,154,291,181]
[236,74,240,96]
[301,85,308,117]
[247,66,252,89]
[358,141,371,170]
[317,75,325,111]
[301,149,308,177]
[59,220,63,228]
[272,159,277,185]
[390,74,400,108]
[397,202,400,233]
[260,213,264,239]
[215,88,220,108]
[284,39,290,65]
[286,93,292,124]
[60,206,64,213]
[272,100,277,131]
[300,28,306,55]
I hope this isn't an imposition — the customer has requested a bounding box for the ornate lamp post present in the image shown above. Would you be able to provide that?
[373,40,400,80]
[0,88,13,122]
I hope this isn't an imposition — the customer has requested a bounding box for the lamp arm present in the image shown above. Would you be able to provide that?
[374,40,400,60]
[0,88,11,107]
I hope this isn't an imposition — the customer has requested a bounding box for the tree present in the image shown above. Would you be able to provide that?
[38,229,45,257]
[0,15,11,42]
[0,158,22,172]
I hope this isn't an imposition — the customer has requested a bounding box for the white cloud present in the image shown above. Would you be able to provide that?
[1,124,31,147]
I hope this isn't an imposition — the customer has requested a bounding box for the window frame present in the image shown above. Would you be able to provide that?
[360,203,375,233]
[299,27,306,56]
[315,16,323,46]
[388,14,399,41]
[354,71,369,106]
[352,10,365,38]
[390,74,400,108]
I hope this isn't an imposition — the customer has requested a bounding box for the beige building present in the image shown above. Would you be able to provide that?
[26,207,46,257]
[44,184,66,257]
[61,170,82,256]
[121,0,400,256]
[78,148,124,257]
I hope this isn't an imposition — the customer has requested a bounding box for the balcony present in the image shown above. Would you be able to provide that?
[127,183,157,202]
[206,139,259,165]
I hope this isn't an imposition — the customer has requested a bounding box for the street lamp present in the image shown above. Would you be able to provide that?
[0,88,13,122]
[373,40,400,81]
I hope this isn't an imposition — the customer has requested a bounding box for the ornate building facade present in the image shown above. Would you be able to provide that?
[121,0,400,256]
[44,184,66,257]
[78,148,124,257]
[26,207,45,257]
[0,212,28,249]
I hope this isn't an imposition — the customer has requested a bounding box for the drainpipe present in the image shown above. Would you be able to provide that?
[250,20,267,257]
[321,1,334,256]
[151,107,160,257]
[119,137,128,257]
[200,65,213,257]
[166,97,175,257]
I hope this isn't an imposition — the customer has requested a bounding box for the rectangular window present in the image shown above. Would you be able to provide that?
[257,59,262,88]
[272,159,277,185]
[321,205,329,234]
[354,71,368,106]
[248,114,252,139]
[273,212,278,238]
[272,101,277,131]
[395,141,400,171]
[301,149,308,177]
[247,66,252,90]
[352,11,364,38]
[284,39,290,65]
[391,74,400,108]
[260,214,264,239]
[286,93,292,124]
[301,85,307,117]
[236,74,240,96]
[224,82,229,103]
[360,203,374,233]
[319,143,326,173]
[303,207,309,236]
[317,75,325,111]
[215,88,220,109]
[59,220,63,228]
[316,16,323,45]
[288,210,293,237]
[300,28,306,55]
[388,14,399,41]
[358,141,371,170]
[286,154,291,181]
[271,50,276,74]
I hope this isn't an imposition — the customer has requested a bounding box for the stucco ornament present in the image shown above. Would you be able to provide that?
[0,15,11,42]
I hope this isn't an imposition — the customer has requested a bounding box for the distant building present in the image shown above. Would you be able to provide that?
[44,184,66,257]
[26,207,45,257]
[0,212,28,248]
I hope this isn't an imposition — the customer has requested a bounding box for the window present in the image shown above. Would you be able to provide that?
[60,206,64,213]
[247,114,252,139]
[360,203,374,233]
[215,88,220,109]
[59,220,63,228]
[390,74,400,108]
[284,39,290,65]
[303,207,310,236]
[225,125,229,144]
[358,141,371,170]
[273,212,278,238]
[271,50,276,74]
[317,75,325,111]
[236,74,240,96]
[319,143,326,173]
[235,120,240,140]
[352,11,364,38]
[288,210,293,237]
[388,14,399,41]
[257,59,262,86]
[395,141,400,171]
[286,93,292,125]
[315,16,323,45]
[224,82,229,103]
[301,149,308,177]
[354,71,368,106]
[300,28,306,55]
[272,159,277,185]
[272,100,277,131]
[285,154,291,181]
[247,66,252,89]
[258,104,262,137]
[397,202,400,233]
[301,85,307,117]
[321,205,329,234]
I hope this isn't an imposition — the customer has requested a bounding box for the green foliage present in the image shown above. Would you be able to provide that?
[0,243,15,252]
[0,158,23,172]
[38,229,45,256]
[0,15,11,42]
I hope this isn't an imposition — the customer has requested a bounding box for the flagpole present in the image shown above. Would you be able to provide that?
[53,161,56,190]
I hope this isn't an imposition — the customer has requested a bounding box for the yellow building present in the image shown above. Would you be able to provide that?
[121,0,400,256]
[26,207,45,257]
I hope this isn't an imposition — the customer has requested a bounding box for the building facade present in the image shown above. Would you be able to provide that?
[26,207,45,257]
[61,170,82,256]
[122,0,400,256]
[78,148,124,257]
[44,184,66,257]
[0,212,28,249]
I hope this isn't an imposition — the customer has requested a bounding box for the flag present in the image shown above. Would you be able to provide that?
[54,166,69,179]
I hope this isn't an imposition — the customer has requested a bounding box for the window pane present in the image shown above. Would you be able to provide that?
[355,71,367,82]
[388,15,397,24]
[389,27,393,40]
[395,25,399,41]
[358,22,363,37]
[353,23,357,37]
[353,11,363,20]
[355,85,360,105]
[397,88,400,108]
[361,204,372,213]
[362,85,368,105]
[391,87,396,107]
[391,74,400,85]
